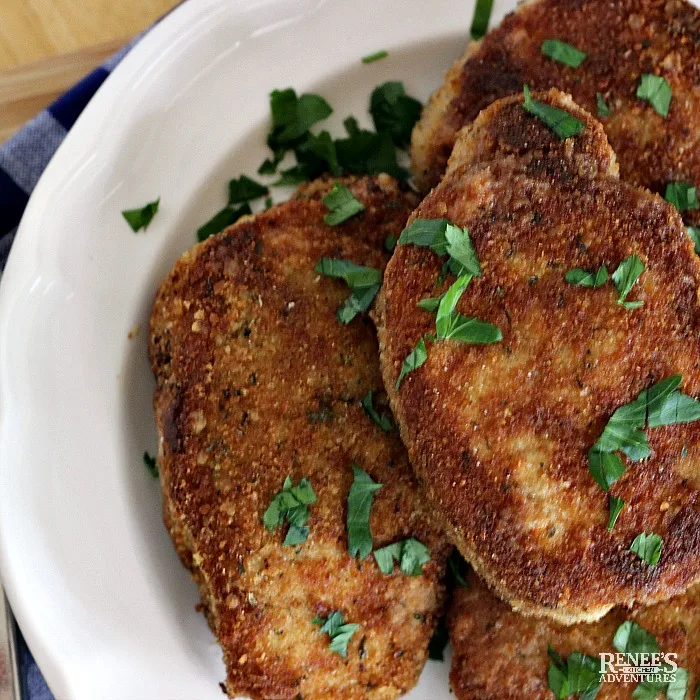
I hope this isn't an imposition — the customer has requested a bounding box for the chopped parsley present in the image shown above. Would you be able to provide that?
[263,476,317,546]
[614,620,659,656]
[122,198,160,232]
[197,203,251,242]
[607,495,625,531]
[335,117,407,179]
[612,254,644,309]
[373,538,431,576]
[322,183,365,225]
[630,531,663,566]
[228,175,268,205]
[547,646,601,700]
[470,0,494,39]
[637,74,672,118]
[362,50,388,64]
[417,294,444,312]
[395,337,429,390]
[370,81,422,148]
[588,450,627,491]
[688,227,700,255]
[385,234,398,253]
[523,85,585,139]
[664,182,698,212]
[541,39,587,68]
[267,88,333,151]
[313,612,359,657]
[346,465,383,560]
[565,266,608,288]
[361,391,393,432]
[596,93,611,117]
[428,616,449,661]
[143,451,158,478]
[315,257,382,324]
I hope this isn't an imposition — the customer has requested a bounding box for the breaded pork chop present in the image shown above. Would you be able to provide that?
[412,0,700,228]
[377,91,700,624]
[149,175,451,700]
[449,571,699,700]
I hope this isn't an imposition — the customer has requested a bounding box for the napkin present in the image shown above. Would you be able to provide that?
[0,37,140,700]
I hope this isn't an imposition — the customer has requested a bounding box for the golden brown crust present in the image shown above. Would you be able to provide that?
[412,0,700,228]
[150,176,452,699]
[449,571,700,699]
[378,92,700,624]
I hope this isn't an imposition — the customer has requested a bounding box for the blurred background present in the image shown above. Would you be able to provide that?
[0,0,179,142]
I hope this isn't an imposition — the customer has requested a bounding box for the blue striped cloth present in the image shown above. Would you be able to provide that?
[0,40,139,699]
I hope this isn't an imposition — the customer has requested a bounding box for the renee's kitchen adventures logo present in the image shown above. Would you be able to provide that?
[599,652,679,684]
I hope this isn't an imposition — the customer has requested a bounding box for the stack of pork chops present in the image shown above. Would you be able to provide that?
[149,0,700,697]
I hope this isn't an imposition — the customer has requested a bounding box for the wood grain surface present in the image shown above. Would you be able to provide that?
[0,0,179,141]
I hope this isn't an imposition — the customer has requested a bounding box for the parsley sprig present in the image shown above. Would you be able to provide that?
[370,81,422,148]
[547,646,601,700]
[313,612,360,657]
[346,466,383,560]
[315,257,382,324]
[263,476,317,546]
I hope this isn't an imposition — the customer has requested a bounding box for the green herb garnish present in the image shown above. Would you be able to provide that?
[612,254,644,309]
[370,81,422,148]
[688,227,700,255]
[565,266,608,288]
[362,50,388,64]
[428,616,449,661]
[664,182,698,212]
[374,538,431,576]
[630,532,663,566]
[322,183,365,225]
[447,550,469,588]
[614,620,659,656]
[122,198,160,232]
[361,391,393,432]
[313,612,360,657]
[547,646,601,700]
[395,337,429,390]
[470,0,494,39]
[417,295,444,312]
[588,451,626,491]
[263,476,317,546]
[596,93,611,117]
[143,451,158,478]
[647,375,700,427]
[523,85,585,139]
[607,495,625,531]
[347,465,383,560]
[228,175,268,205]
[315,257,381,324]
[197,203,251,242]
[637,74,672,118]
[541,39,586,68]
[385,234,398,252]
[267,88,332,149]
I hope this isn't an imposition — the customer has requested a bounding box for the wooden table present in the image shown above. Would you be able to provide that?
[0,0,179,142]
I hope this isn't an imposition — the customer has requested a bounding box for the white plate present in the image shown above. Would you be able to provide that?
[0,0,516,697]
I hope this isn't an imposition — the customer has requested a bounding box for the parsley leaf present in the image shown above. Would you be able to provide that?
[607,495,625,531]
[437,314,503,344]
[228,175,268,205]
[547,646,601,700]
[637,74,672,118]
[470,0,494,39]
[435,275,472,332]
[385,234,398,253]
[447,550,469,588]
[347,465,383,560]
[664,182,698,211]
[143,451,158,478]
[122,198,160,232]
[596,93,611,117]
[197,203,251,242]
[370,81,422,148]
[362,50,388,64]
[335,118,407,179]
[613,620,659,657]
[417,295,444,312]
[592,391,649,461]
[588,450,627,491]
[322,183,365,225]
[315,257,382,324]
[646,375,700,427]
[374,538,431,576]
[361,391,393,432]
[688,227,700,255]
[630,532,663,566]
[267,88,333,150]
[263,476,317,546]
[314,612,360,658]
[399,218,451,251]
[541,39,587,68]
[395,337,428,390]
[612,254,644,309]
[428,616,449,661]
[565,266,608,288]
[523,85,585,139]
